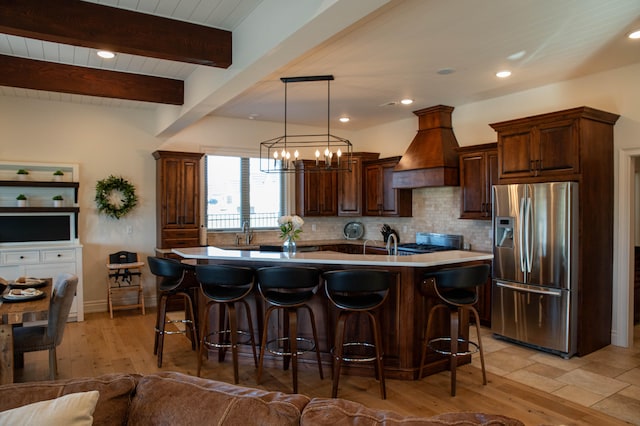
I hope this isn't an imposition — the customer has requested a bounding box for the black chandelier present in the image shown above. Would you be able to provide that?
[259,75,352,173]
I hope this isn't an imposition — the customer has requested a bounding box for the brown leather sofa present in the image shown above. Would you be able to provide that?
[0,371,523,425]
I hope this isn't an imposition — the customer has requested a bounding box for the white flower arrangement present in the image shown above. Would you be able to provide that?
[278,215,304,241]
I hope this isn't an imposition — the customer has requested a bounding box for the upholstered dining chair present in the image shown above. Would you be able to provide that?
[12,273,79,380]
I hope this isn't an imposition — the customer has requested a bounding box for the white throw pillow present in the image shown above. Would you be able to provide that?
[0,390,99,426]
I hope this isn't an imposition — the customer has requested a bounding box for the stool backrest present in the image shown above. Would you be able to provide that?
[323,269,392,311]
[195,264,255,300]
[147,256,185,291]
[426,264,490,290]
[256,266,320,291]
[323,269,391,293]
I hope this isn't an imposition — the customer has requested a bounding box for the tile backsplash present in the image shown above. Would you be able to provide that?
[209,186,493,253]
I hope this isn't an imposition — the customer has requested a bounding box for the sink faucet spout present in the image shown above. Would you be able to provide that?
[386,233,398,256]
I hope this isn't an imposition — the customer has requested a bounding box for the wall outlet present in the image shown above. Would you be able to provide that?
[126,225,133,235]
[402,225,408,233]
[311,224,317,232]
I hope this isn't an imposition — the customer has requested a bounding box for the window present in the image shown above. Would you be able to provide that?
[205,155,283,230]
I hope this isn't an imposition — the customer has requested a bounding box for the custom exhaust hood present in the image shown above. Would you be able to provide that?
[392,105,460,189]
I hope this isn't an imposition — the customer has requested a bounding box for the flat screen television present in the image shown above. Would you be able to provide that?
[0,213,76,243]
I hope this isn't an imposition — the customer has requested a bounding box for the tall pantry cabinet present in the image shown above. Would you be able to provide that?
[153,151,204,249]
[490,106,619,356]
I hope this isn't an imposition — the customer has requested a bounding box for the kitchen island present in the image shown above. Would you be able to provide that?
[173,246,492,380]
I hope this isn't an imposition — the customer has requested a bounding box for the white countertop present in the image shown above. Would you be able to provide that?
[172,246,493,268]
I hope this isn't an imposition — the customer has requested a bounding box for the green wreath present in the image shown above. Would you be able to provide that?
[95,175,138,219]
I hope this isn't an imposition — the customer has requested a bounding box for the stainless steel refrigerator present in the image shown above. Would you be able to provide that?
[491,182,578,358]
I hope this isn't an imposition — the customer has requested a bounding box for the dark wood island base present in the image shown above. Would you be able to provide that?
[173,247,492,381]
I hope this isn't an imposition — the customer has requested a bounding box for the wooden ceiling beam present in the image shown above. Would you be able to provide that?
[0,0,232,68]
[0,55,184,105]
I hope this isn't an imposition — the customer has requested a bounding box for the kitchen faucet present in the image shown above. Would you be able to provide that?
[242,220,253,245]
[386,233,398,256]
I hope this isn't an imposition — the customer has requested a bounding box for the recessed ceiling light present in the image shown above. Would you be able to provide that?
[437,68,456,75]
[97,50,115,59]
[248,113,260,120]
[400,99,414,105]
[629,29,640,39]
[496,70,512,78]
[507,50,526,61]
[339,117,350,123]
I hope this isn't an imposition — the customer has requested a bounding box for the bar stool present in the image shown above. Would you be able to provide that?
[195,264,258,384]
[147,256,198,368]
[323,269,391,399]
[419,264,490,396]
[256,266,324,394]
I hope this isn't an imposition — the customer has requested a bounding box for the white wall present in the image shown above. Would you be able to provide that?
[0,97,160,312]
[2,62,638,332]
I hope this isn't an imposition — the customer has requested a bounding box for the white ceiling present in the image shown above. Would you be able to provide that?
[1,0,639,133]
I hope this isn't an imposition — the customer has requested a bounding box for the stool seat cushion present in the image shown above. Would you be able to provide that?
[202,286,251,302]
[439,289,477,305]
[262,290,315,306]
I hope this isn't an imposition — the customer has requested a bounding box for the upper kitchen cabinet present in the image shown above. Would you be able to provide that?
[458,143,497,220]
[337,152,379,216]
[153,151,204,249]
[295,160,338,216]
[491,107,619,183]
[364,157,412,217]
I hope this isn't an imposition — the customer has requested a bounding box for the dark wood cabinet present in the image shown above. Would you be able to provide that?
[491,107,619,355]
[458,143,497,220]
[153,151,204,249]
[475,274,492,327]
[295,160,337,216]
[337,152,379,216]
[363,157,412,217]
[494,115,580,182]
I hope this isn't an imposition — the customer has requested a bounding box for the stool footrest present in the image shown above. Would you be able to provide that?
[204,330,253,349]
[332,342,379,363]
[428,337,480,357]
[266,337,316,356]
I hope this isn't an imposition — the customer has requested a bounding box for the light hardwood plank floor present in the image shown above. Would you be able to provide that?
[14,310,639,425]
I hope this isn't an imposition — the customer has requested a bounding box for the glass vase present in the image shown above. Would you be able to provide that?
[282,236,297,255]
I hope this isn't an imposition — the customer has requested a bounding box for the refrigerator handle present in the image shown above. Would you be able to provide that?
[526,197,533,273]
[519,197,526,273]
[496,281,563,297]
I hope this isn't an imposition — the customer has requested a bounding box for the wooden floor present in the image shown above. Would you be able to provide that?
[15,310,631,426]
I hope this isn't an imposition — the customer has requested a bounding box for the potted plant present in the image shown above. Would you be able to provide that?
[16,169,29,181]
[52,195,64,207]
[53,170,64,182]
[16,194,27,207]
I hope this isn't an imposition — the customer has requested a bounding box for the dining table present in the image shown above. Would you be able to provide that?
[0,278,51,384]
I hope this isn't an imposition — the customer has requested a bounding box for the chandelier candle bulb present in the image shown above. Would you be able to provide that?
[315,150,320,166]
[337,149,342,166]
